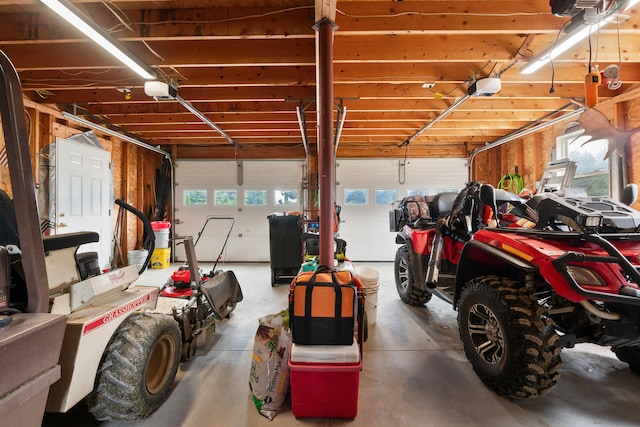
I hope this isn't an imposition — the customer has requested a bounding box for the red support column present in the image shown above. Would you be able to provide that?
[314,18,337,267]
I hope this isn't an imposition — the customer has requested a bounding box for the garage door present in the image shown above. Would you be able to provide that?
[174,158,467,262]
[336,158,467,261]
[174,160,304,262]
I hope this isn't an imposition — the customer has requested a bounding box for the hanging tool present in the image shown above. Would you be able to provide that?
[497,166,525,194]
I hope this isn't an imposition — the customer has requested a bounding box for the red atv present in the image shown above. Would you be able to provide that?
[390,181,640,398]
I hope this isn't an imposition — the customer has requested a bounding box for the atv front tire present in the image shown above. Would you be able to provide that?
[612,346,640,374]
[87,312,181,421]
[394,245,432,306]
[457,276,562,398]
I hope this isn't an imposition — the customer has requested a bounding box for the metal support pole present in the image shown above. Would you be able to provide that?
[314,18,337,267]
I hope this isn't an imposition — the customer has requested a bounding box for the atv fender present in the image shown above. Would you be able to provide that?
[453,240,537,306]
[396,231,428,292]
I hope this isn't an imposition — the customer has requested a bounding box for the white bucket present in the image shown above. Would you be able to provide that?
[128,249,148,271]
[356,267,380,325]
[153,229,170,248]
[151,221,171,248]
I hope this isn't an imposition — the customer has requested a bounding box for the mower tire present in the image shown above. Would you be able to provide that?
[87,312,181,421]
[457,276,562,398]
[394,245,432,306]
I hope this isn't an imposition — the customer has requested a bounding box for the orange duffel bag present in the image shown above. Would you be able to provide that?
[289,265,362,345]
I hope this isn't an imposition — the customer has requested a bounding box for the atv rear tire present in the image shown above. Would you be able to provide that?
[612,346,640,374]
[457,276,562,398]
[86,312,181,421]
[394,245,432,306]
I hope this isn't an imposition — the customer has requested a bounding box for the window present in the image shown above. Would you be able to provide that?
[245,190,267,206]
[568,138,609,197]
[275,189,298,206]
[375,189,397,205]
[344,189,367,205]
[555,129,620,198]
[214,190,237,206]
[407,189,428,197]
[183,189,207,206]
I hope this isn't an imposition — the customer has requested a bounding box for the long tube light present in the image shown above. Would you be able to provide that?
[40,0,156,80]
[521,0,639,75]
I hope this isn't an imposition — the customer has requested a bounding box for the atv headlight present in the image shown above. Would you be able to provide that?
[574,213,602,229]
[567,266,605,286]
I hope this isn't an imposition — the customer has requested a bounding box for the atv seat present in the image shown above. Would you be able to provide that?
[429,192,458,219]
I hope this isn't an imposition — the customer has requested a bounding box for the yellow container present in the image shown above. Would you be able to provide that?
[151,248,171,269]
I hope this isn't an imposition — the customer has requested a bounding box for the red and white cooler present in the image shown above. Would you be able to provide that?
[288,340,361,419]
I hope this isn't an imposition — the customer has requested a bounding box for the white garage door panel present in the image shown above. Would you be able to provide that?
[175,160,304,262]
[336,158,468,261]
[175,158,467,262]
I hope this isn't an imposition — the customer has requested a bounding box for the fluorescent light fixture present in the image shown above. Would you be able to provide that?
[521,0,640,75]
[521,20,610,75]
[40,0,156,80]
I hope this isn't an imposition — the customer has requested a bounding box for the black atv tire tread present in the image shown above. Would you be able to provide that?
[86,312,181,421]
[394,246,432,306]
[612,346,640,374]
[457,276,562,399]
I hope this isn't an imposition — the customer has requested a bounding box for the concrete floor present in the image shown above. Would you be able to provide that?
[43,262,640,427]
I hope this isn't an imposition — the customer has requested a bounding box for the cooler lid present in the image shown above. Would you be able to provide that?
[290,340,360,363]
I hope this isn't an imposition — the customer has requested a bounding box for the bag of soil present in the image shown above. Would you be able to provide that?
[249,309,291,420]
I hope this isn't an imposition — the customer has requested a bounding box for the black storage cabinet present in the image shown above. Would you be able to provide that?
[268,213,303,286]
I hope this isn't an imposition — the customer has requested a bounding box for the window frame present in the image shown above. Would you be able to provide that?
[183,189,208,206]
[214,189,238,206]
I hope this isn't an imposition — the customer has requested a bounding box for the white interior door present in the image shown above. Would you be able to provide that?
[55,138,112,269]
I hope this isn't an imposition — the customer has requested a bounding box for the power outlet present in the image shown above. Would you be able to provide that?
[422,82,436,89]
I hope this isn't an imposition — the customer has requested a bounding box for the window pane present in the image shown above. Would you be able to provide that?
[275,189,298,205]
[568,138,609,196]
[376,189,397,205]
[407,189,428,197]
[245,190,267,206]
[214,190,237,206]
[344,189,367,205]
[183,189,207,206]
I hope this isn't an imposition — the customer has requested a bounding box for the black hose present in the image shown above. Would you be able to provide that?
[115,199,155,274]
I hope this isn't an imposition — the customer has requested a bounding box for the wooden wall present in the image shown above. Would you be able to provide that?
[472,90,640,211]
[0,99,163,266]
